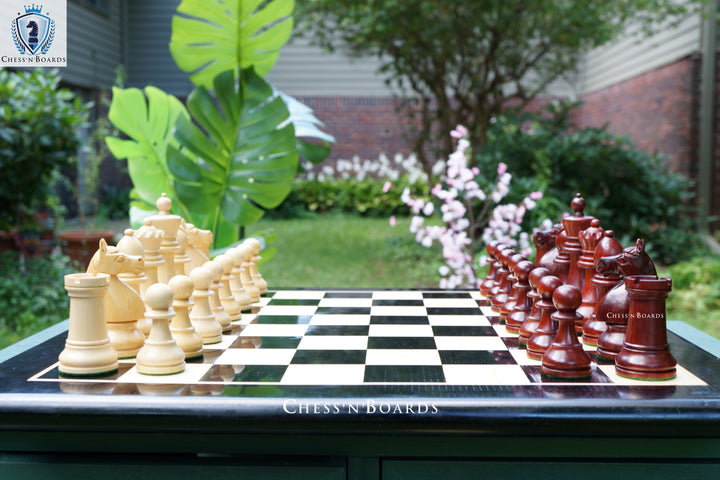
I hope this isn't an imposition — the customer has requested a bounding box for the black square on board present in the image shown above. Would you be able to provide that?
[422,292,472,299]
[367,336,437,349]
[304,325,370,336]
[372,299,425,307]
[291,350,366,364]
[426,307,483,316]
[432,326,496,336]
[439,350,516,365]
[370,315,430,325]
[315,306,372,315]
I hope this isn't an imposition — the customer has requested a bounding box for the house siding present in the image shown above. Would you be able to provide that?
[577,13,701,95]
[124,0,193,96]
[64,0,123,89]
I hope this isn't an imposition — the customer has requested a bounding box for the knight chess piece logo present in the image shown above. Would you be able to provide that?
[11,4,54,55]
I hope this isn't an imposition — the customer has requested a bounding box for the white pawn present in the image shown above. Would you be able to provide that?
[214,254,243,322]
[236,244,261,303]
[168,275,204,361]
[136,283,186,376]
[59,273,118,377]
[243,238,268,295]
[203,260,233,333]
[226,247,253,314]
[189,267,223,344]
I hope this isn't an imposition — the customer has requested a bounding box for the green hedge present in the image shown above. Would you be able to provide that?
[0,252,74,349]
[475,102,703,264]
[269,175,431,218]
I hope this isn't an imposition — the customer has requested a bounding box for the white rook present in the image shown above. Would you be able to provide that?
[59,273,119,377]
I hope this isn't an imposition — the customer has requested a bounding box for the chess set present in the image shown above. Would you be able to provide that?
[28,288,707,395]
[14,192,713,396]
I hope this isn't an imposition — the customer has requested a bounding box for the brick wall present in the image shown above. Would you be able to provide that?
[575,55,700,178]
[296,97,414,162]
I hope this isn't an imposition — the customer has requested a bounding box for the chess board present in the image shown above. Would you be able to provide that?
[26,289,707,394]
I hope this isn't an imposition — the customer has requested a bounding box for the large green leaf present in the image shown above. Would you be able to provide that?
[167,68,298,248]
[170,0,294,88]
[105,86,191,218]
[275,89,335,164]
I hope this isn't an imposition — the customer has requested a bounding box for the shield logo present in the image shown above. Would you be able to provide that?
[12,9,55,55]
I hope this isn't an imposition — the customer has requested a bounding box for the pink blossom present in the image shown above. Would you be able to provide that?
[450,124,468,139]
[530,190,543,200]
[383,181,392,193]
[497,162,507,175]
[389,216,396,227]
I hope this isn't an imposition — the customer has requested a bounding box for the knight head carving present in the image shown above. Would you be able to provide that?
[596,238,657,277]
[87,238,145,276]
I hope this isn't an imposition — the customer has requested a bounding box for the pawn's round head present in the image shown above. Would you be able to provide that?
[214,254,233,274]
[236,244,253,262]
[528,267,550,289]
[538,275,563,301]
[203,260,223,281]
[553,284,582,310]
[168,275,194,300]
[514,260,534,282]
[244,237,261,255]
[189,267,213,290]
[145,282,175,310]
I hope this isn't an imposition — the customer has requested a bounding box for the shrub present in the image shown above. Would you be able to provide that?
[0,252,75,348]
[270,153,433,218]
[661,256,720,339]
[0,69,88,231]
[475,102,703,264]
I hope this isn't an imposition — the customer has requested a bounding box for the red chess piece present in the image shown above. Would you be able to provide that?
[506,260,535,335]
[576,219,604,336]
[537,223,563,276]
[541,284,592,380]
[583,230,623,346]
[500,253,526,324]
[526,275,563,361]
[518,266,550,347]
[552,228,570,284]
[561,194,594,296]
[533,224,561,264]
[488,246,511,300]
[595,239,657,363]
[615,275,676,381]
[490,248,515,314]
[480,241,500,298]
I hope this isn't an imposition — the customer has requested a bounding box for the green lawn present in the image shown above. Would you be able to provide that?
[246,214,441,288]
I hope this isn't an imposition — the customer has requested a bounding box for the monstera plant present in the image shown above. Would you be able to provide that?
[106,0,333,249]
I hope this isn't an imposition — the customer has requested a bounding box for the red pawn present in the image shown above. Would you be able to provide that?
[541,284,592,380]
[518,266,550,348]
[506,260,534,335]
[526,275,563,360]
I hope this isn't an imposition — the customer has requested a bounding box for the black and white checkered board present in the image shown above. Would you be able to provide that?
[31,289,705,388]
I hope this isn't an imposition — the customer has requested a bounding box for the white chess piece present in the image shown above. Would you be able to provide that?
[136,283,186,375]
[58,273,118,377]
